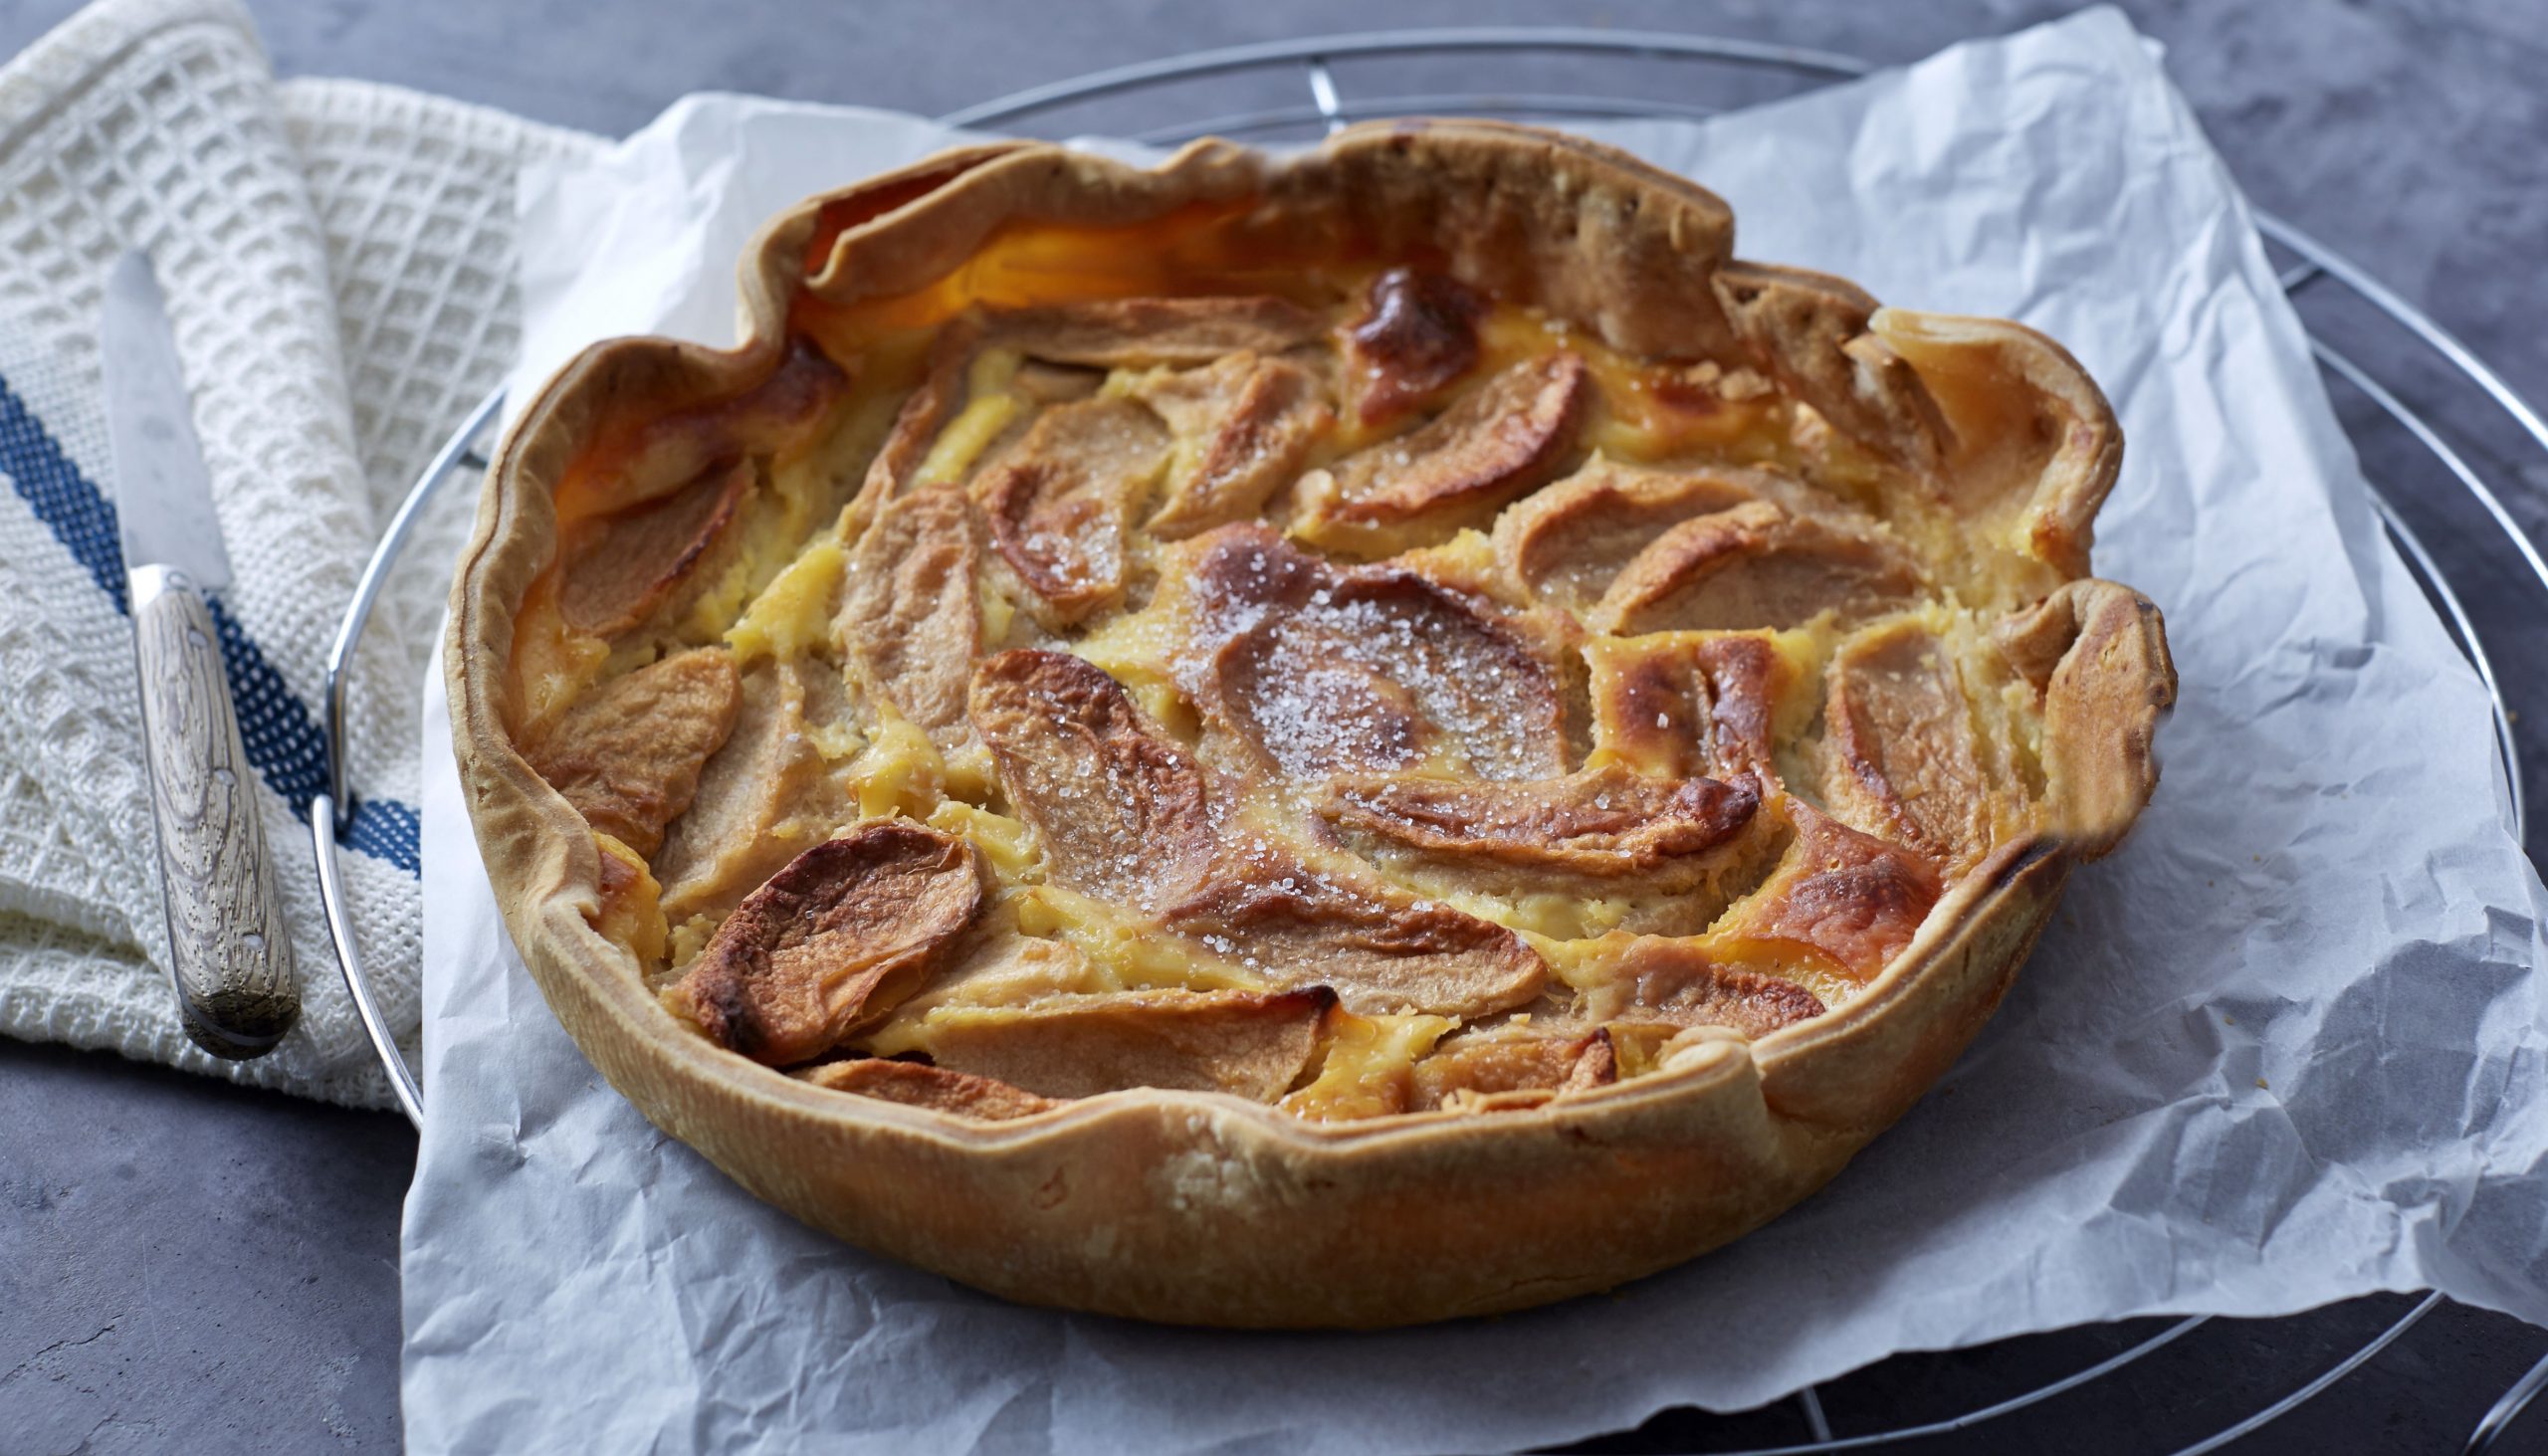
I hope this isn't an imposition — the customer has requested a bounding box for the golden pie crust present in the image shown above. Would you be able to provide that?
[448,120,2176,1328]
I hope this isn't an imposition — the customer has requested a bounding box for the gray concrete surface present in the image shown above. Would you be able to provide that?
[1,1,2544,1452]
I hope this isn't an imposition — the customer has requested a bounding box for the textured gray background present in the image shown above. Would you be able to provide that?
[2,1,2544,1452]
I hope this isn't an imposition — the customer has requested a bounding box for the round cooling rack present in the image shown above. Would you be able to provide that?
[312,27,2548,1455]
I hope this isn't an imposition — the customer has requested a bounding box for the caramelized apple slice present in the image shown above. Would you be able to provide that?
[1297,352,1589,549]
[1164,844,1546,1020]
[1319,765,1757,875]
[1208,625,1429,779]
[1591,501,1922,636]
[798,1057,1059,1121]
[1585,631,1799,785]
[1490,454,1761,613]
[1824,622,1993,869]
[969,649,1216,914]
[668,822,984,1065]
[1345,268,1486,424]
[564,338,844,635]
[1714,262,1949,471]
[857,298,1322,510]
[1718,801,1941,982]
[975,396,1169,623]
[1134,351,1333,538]
[1184,525,1566,781]
[967,645,1542,1019]
[603,337,849,514]
[1683,636,1793,785]
[1994,578,2175,856]
[560,458,753,638]
[913,986,1337,1101]
[655,658,849,924]
[1568,936,1827,1034]
[524,648,742,858]
[1408,1028,1615,1113]
[838,483,981,753]
[998,295,1326,367]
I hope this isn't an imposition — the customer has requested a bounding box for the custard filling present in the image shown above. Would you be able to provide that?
[512,229,2072,1124]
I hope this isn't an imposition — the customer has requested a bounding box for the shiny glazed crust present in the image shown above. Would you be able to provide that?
[448,120,2175,1327]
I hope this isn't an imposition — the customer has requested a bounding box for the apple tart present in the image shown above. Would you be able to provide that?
[450,120,2175,1328]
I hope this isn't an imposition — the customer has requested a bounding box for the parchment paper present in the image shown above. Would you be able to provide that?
[403,8,2548,1452]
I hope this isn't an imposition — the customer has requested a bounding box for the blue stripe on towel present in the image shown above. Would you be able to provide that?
[0,368,423,877]
[0,371,126,608]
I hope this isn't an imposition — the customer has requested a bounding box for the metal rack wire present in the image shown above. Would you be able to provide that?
[312,26,2548,1454]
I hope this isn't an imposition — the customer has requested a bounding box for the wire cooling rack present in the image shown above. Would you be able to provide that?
[311,27,2548,1455]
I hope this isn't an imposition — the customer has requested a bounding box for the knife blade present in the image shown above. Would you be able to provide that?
[101,252,298,1060]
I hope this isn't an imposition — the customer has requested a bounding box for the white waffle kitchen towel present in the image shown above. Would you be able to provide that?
[0,0,600,1104]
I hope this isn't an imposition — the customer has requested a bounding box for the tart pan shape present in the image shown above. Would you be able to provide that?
[449,120,2175,1328]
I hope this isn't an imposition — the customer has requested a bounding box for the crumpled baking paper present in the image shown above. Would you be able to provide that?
[402,7,2548,1452]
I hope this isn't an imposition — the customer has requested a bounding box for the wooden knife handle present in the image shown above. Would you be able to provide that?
[130,566,298,1059]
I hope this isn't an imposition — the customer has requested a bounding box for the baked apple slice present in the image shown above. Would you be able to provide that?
[1491,454,1762,614]
[522,647,741,858]
[1183,524,1567,781]
[975,396,1170,624]
[797,1057,1059,1122]
[1407,1028,1616,1113]
[1590,500,1923,635]
[1822,621,1996,871]
[971,647,1547,1020]
[1717,800,1942,982]
[1318,765,1757,876]
[1296,351,1589,551]
[1134,351,1332,539]
[838,482,983,755]
[912,987,1337,1102]
[668,821,984,1066]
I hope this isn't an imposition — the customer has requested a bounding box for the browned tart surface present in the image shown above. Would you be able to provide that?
[456,122,2174,1326]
